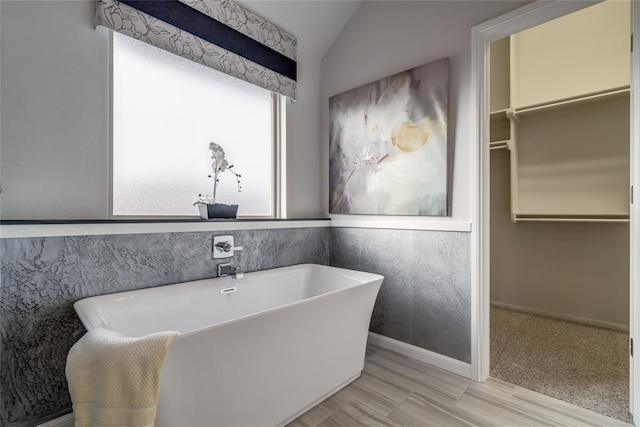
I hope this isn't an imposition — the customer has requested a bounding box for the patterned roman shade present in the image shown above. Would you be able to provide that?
[96,0,297,100]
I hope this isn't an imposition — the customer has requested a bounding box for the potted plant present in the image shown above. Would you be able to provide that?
[194,142,242,219]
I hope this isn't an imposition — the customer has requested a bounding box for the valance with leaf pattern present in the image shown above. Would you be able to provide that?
[96,0,297,100]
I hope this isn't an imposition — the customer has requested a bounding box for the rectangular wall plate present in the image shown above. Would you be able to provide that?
[213,235,234,259]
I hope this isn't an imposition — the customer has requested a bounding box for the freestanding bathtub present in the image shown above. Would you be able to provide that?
[73,263,383,426]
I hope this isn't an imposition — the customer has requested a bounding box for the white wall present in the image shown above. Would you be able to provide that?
[0,0,329,219]
[321,0,530,224]
[285,50,323,217]
[1,1,534,221]
[1,0,110,219]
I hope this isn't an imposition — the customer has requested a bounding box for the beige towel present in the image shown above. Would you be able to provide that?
[66,328,179,427]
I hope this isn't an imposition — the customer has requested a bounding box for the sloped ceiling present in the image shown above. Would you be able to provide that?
[238,1,362,59]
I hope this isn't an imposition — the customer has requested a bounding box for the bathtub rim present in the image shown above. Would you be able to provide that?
[73,263,384,339]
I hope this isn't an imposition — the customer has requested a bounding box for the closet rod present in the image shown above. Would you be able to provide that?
[513,87,630,116]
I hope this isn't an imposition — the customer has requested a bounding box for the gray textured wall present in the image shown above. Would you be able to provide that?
[0,227,329,427]
[1,226,472,426]
[330,228,471,363]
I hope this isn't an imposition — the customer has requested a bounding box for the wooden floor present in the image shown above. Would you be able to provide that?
[288,345,632,427]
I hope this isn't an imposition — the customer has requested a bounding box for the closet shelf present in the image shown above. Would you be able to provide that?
[512,214,630,223]
[490,109,509,119]
[512,87,630,117]
[490,140,510,150]
[490,3,630,223]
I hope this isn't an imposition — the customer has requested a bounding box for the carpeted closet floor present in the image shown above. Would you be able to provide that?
[490,306,631,424]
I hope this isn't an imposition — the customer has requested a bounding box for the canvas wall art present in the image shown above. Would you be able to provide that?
[329,57,450,216]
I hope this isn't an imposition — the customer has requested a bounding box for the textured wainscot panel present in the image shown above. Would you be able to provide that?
[330,227,471,363]
[0,227,329,427]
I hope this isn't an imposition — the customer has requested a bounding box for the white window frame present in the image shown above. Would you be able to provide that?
[107,32,285,220]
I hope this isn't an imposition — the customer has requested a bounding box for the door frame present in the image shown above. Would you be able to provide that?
[630,0,640,417]
[470,0,640,418]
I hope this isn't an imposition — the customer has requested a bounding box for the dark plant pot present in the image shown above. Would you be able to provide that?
[197,203,238,219]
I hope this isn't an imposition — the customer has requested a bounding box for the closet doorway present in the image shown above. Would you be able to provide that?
[472,0,640,424]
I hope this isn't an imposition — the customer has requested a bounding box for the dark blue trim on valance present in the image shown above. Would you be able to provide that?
[119,0,297,81]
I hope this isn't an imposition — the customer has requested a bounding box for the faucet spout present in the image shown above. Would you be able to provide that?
[217,262,244,279]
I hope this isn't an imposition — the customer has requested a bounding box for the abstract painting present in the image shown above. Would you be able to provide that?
[329,57,450,216]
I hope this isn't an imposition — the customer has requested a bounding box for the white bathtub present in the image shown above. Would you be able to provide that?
[73,263,383,426]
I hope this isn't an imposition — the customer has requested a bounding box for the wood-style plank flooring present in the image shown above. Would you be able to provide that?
[288,345,632,426]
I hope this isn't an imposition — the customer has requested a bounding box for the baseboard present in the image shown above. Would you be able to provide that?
[490,301,629,332]
[36,413,74,427]
[367,332,472,379]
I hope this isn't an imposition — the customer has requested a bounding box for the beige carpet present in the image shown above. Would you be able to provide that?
[490,306,631,424]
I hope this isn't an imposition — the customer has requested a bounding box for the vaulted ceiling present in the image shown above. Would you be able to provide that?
[238,1,362,60]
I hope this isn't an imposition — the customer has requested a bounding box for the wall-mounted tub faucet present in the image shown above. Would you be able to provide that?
[217,263,244,279]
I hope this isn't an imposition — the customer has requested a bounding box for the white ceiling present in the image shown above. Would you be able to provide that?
[237,1,362,59]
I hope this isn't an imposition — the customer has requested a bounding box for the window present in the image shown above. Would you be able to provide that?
[111,32,281,218]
